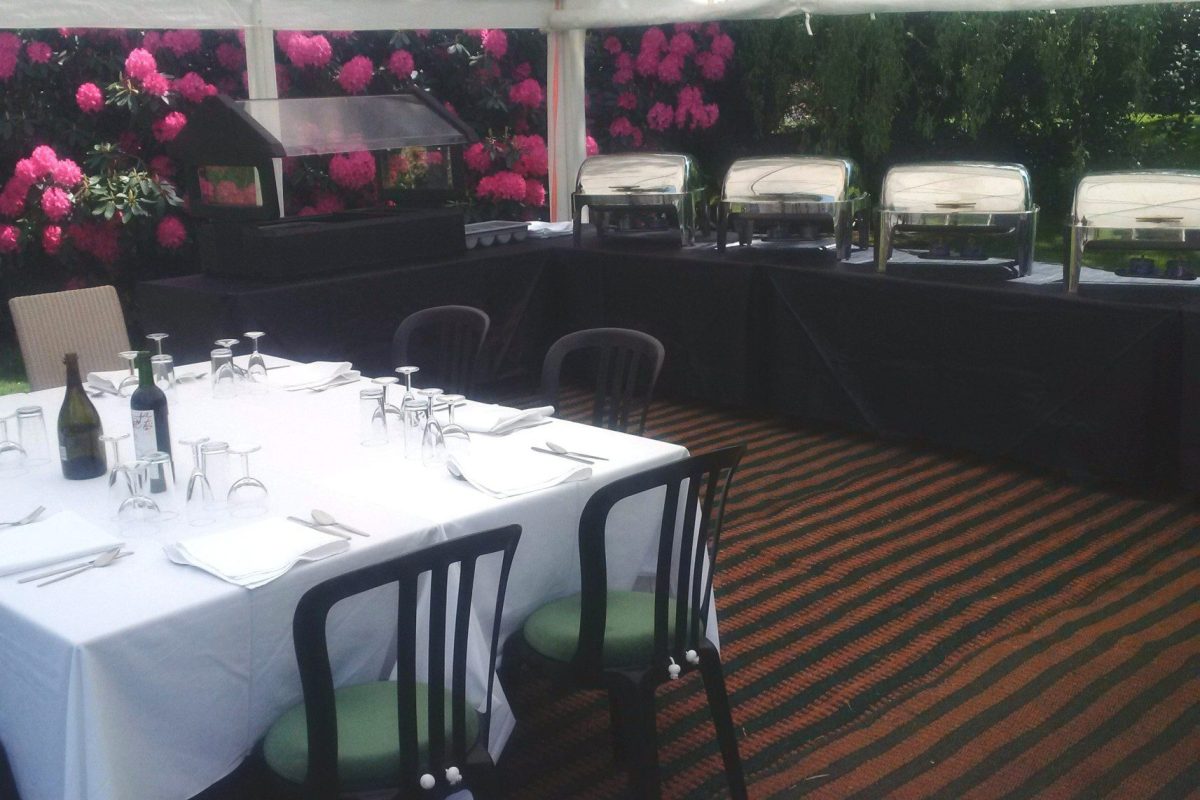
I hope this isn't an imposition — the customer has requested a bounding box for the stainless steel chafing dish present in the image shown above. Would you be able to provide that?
[572,153,703,246]
[876,162,1038,275]
[1065,170,1200,292]
[717,156,869,259]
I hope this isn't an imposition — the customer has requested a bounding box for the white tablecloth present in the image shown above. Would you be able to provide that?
[0,358,688,800]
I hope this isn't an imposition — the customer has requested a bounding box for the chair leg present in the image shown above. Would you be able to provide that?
[697,648,748,800]
[626,682,662,800]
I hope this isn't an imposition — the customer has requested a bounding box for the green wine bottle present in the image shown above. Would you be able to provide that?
[130,350,172,493]
[57,353,106,480]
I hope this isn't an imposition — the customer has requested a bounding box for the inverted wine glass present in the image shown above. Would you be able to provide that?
[117,460,162,536]
[418,388,446,466]
[180,437,216,525]
[244,331,268,392]
[437,394,470,455]
[117,350,140,396]
[101,433,135,505]
[0,414,27,477]
[146,333,169,356]
[210,348,236,399]
[227,444,268,517]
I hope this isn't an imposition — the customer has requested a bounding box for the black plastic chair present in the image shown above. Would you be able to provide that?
[0,740,20,800]
[260,524,521,800]
[505,446,747,799]
[392,305,490,395]
[540,327,665,435]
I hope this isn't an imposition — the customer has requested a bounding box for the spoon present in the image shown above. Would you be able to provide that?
[546,442,609,462]
[1,505,46,527]
[310,509,370,537]
[37,547,123,587]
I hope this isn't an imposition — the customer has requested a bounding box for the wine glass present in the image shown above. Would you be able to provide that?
[101,433,135,505]
[215,338,247,381]
[15,407,49,465]
[396,366,419,410]
[360,387,388,447]
[211,348,237,399]
[227,444,268,517]
[244,332,268,393]
[151,354,176,394]
[180,437,215,526]
[117,350,140,396]
[143,450,178,519]
[0,414,27,477]
[372,376,404,431]
[117,460,162,536]
[418,388,446,466]
[437,393,470,455]
[146,332,169,356]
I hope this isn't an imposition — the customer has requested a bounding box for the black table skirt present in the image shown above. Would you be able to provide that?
[136,235,1200,494]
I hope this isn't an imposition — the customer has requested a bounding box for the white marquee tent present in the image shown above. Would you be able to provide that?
[2,0,1174,220]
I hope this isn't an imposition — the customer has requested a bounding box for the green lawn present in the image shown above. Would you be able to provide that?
[0,340,29,396]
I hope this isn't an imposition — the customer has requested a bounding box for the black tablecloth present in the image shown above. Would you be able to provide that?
[136,234,1200,493]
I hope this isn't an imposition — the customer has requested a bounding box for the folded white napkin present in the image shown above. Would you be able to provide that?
[455,404,555,436]
[278,361,355,389]
[164,518,348,588]
[447,448,590,499]
[85,371,122,394]
[0,511,124,578]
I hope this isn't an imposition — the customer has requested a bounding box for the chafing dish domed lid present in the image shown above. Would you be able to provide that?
[1072,170,1200,229]
[881,162,1033,214]
[575,153,697,196]
[721,156,861,204]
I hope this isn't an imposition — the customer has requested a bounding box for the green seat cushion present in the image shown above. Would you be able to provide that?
[523,590,675,668]
[262,681,478,790]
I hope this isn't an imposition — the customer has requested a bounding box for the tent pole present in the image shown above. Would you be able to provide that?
[244,2,286,218]
[547,27,587,223]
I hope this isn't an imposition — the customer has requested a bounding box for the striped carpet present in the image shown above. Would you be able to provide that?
[494,390,1200,799]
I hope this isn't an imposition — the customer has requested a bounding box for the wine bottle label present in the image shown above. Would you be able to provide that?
[131,409,158,459]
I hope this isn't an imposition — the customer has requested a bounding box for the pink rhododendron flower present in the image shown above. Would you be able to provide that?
[695,52,726,81]
[51,158,83,188]
[647,102,674,131]
[124,48,157,81]
[674,85,720,130]
[312,191,345,214]
[26,41,52,64]
[0,33,21,56]
[0,33,21,80]
[141,31,162,53]
[586,136,600,157]
[475,171,527,202]
[174,72,217,103]
[0,188,24,218]
[140,71,170,97]
[512,61,532,80]
[11,159,38,189]
[387,49,414,79]
[710,32,735,59]
[508,78,544,109]
[152,112,188,143]
[216,42,245,70]
[464,142,493,173]
[609,117,636,138]
[41,187,72,221]
[635,47,660,78]
[613,52,634,85]
[42,224,63,255]
[669,32,696,56]
[149,155,175,178]
[0,225,18,254]
[285,33,332,68]
[656,52,685,84]
[328,150,376,189]
[156,216,187,249]
[31,146,58,176]
[162,29,202,57]
[603,36,622,55]
[705,22,723,37]
[480,29,508,59]
[512,134,548,177]
[641,27,668,54]
[617,92,638,110]
[337,55,374,94]
[76,82,104,113]
[524,178,545,207]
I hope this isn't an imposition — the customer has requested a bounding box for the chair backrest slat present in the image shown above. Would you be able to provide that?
[291,524,521,798]
[541,327,665,435]
[573,446,744,680]
[9,285,131,390]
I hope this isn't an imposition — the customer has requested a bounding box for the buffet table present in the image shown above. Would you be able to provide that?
[0,361,687,800]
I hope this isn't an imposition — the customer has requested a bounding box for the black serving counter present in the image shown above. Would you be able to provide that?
[136,235,1200,495]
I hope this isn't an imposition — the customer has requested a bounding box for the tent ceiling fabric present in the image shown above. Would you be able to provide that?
[5,0,1177,30]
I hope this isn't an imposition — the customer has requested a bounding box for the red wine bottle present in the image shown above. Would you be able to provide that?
[130,350,172,492]
[57,353,106,479]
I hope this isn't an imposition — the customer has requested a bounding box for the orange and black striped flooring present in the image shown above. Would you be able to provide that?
[495,391,1200,799]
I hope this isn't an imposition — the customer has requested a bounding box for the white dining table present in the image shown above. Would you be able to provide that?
[0,357,689,800]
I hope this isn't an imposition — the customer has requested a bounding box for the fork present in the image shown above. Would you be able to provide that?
[1,506,45,528]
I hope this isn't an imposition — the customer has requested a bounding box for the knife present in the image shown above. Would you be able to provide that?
[530,447,593,465]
